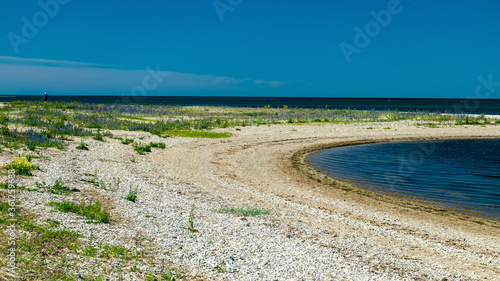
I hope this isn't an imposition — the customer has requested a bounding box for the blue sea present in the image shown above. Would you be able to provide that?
[307,139,500,221]
[1,95,500,115]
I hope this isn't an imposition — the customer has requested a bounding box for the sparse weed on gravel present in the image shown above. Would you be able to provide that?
[213,263,225,273]
[121,137,134,145]
[133,142,151,154]
[149,142,166,149]
[93,128,105,141]
[133,142,166,154]
[0,182,31,191]
[99,177,121,192]
[147,270,180,281]
[217,207,271,216]
[47,200,110,223]
[35,177,73,195]
[125,186,138,202]
[82,171,98,186]
[45,218,61,228]
[0,200,157,279]
[76,140,89,150]
[182,203,198,233]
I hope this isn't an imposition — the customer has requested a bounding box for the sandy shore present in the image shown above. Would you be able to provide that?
[5,120,500,280]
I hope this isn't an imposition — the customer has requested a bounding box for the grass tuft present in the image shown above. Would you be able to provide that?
[35,177,73,195]
[121,137,134,145]
[76,140,89,150]
[133,142,166,154]
[181,203,198,233]
[47,200,110,223]
[125,186,138,203]
[93,129,105,141]
[133,142,151,154]
[217,207,271,216]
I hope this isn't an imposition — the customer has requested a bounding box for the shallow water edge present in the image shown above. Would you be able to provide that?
[292,136,500,229]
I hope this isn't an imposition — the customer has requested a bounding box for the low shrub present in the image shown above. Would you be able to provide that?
[5,157,39,176]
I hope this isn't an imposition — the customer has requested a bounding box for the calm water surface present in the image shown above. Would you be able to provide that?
[307,139,500,220]
[2,96,500,114]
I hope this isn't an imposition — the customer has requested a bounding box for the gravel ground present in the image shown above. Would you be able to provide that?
[5,121,500,280]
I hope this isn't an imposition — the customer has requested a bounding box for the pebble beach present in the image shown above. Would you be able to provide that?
[2,121,500,280]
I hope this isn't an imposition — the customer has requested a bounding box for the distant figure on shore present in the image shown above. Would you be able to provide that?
[43,92,48,102]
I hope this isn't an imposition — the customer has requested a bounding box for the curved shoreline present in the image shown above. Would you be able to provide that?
[148,122,500,279]
[292,136,500,229]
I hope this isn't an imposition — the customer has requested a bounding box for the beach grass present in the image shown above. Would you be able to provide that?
[76,140,89,150]
[0,200,173,280]
[35,177,73,195]
[47,200,110,223]
[217,207,271,216]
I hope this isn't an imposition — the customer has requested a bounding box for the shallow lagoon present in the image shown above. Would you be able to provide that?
[307,138,500,220]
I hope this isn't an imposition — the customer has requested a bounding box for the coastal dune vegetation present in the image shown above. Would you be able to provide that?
[0,100,499,279]
[0,100,497,151]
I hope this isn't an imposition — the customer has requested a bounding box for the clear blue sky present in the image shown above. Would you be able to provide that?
[1,0,499,98]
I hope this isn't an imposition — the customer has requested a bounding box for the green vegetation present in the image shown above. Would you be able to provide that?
[133,142,151,154]
[125,186,138,203]
[93,129,105,141]
[45,218,61,228]
[121,137,134,145]
[0,100,497,152]
[133,142,166,154]
[217,207,271,216]
[182,203,198,233]
[213,264,225,273]
[421,123,438,128]
[76,140,89,150]
[81,171,120,192]
[0,200,171,280]
[35,177,73,195]
[4,156,39,176]
[99,177,121,192]
[0,182,31,191]
[455,115,494,126]
[149,142,166,149]
[146,268,180,281]
[47,200,110,223]
[82,170,99,186]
